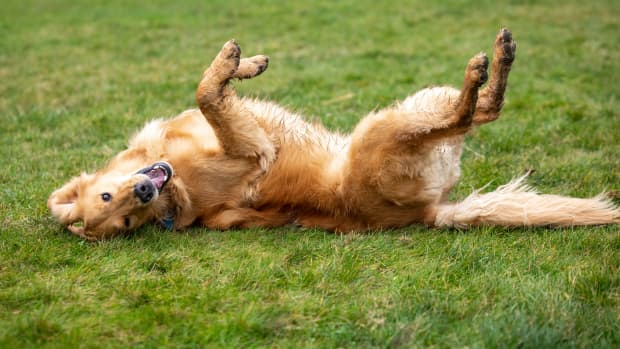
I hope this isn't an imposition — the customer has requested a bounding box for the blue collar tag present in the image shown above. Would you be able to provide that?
[161,217,175,230]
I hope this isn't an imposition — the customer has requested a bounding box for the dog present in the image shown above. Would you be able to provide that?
[48,29,619,240]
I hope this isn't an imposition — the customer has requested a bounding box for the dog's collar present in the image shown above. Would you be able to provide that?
[161,217,174,230]
[160,209,175,230]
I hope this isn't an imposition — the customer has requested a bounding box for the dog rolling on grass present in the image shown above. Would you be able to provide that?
[48,29,619,240]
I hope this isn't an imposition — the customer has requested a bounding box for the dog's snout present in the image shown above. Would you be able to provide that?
[134,180,156,203]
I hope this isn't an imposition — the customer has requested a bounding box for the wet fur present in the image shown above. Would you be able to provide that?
[48,29,619,240]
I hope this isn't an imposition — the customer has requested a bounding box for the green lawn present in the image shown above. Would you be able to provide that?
[1,0,619,347]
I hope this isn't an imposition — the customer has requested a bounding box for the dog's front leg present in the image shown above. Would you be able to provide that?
[202,207,293,230]
[196,40,275,170]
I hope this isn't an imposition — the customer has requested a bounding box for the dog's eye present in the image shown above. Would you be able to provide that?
[124,217,131,228]
[101,193,112,202]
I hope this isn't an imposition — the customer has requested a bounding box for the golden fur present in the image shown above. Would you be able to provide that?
[48,29,620,240]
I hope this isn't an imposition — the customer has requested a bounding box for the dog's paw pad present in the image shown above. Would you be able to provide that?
[221,39,241,60]
[213,40,242,78]
[254,55,269,74]
[246,55,269,75]
[496,28,516,64]
[467,53,489,86]
[234,55,270,80]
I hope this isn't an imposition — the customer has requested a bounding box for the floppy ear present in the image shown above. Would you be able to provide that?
[67,224,100,241]
[168,176,193,226]
[47,174,90,225]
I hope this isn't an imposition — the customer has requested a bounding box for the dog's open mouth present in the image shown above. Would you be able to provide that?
[136,162,173,193]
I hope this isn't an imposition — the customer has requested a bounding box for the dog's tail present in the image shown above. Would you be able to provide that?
[435,174,620,228]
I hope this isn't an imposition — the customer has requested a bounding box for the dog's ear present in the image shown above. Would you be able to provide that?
[47,174,91,225]
[67,224,98,241]
[170,177,192,210]
[168,176,193,226]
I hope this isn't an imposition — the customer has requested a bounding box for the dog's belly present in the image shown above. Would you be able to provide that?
[400,87,464,201]
[417,138,464,201]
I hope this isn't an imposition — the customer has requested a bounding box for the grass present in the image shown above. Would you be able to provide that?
[1,0,619,347]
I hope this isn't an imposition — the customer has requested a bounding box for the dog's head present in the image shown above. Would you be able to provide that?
[48,162,175,240]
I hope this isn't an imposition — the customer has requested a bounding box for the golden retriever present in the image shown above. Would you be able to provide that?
[48,29,619,240]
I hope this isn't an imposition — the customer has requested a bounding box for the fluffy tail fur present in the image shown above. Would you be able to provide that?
[435,174,620,228]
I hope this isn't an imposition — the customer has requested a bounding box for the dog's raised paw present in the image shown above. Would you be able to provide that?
[254,55,269,74]
[496,28,516,64]
[467,53,489,86]
[213,39,242,78]
[222,39,241,60]
[234,55,270,80]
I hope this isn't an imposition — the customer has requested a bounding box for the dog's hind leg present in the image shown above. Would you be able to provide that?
[473,28,516,124]
[402,52,490,142]
[196,40,275,169]
[348,52,489,155]
[339,53,489,226]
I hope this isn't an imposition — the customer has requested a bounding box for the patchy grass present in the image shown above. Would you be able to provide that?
[1,0,619,347]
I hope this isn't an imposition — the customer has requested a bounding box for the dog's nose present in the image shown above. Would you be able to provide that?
[134,180,156,203]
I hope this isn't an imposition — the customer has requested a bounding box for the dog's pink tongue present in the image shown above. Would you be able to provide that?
[148,168,166,189]
[152,176,165,189]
